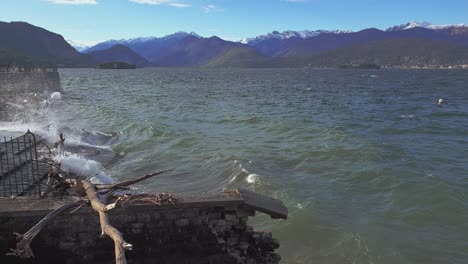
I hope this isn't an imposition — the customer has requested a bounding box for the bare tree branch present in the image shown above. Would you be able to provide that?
[7,199,85,259]
[82,180,132,264]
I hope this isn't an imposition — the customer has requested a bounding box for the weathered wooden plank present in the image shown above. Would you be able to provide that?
[237,188,288,220]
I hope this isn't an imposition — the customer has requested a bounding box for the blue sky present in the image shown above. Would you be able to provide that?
[1,0,468,46]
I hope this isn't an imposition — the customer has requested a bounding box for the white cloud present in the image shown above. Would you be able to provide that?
[130,0,171,4]
[168,3,191,7]
[203,4,223,13]
[130,0,191,7]
[46,0,97,4]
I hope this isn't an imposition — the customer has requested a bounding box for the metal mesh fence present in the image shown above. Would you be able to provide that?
[0,131,49,197]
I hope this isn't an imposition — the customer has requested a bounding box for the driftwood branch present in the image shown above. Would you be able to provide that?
[111,193,176,207]
[95,170,169,192]
[82,180,132,264]
[95,163,185,194]
[7,199,85,258]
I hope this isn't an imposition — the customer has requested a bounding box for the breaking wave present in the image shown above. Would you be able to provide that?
[0,91,117,183]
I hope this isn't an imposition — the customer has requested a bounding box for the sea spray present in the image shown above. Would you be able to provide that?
[56,152,114,184]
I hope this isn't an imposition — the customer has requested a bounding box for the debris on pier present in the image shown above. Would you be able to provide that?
[0,131,288,264]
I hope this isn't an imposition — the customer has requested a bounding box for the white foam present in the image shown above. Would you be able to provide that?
[1,93,115,186]
[5,102,25,109]
[0,121,58,142]
[228,160,261,184]
[56,152,114,184]
[0,120,112,150]
[246,174,259,184]
[50,92,62,100]
[64,132,113,150]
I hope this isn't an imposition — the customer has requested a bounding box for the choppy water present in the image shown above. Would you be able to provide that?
[1,68,468,263]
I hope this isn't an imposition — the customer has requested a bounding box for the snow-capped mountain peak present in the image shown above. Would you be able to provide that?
[124,36,158,44]
[242,29,353,45]
[162,31,202,40]
[404,21,432,29]
[67,39,93,52]
[386,21,468,31]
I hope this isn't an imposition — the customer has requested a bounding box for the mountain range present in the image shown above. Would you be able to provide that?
[1,21,468,68]
[87,44,150,67]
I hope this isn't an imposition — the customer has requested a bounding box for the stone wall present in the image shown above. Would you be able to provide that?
[0,201,281,264]
[0,72,61,94]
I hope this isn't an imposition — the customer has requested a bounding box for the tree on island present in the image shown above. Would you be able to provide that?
[97,61,136,69]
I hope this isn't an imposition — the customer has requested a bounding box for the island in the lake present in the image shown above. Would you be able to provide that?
[96,61,136,69]
[338,64,381,69]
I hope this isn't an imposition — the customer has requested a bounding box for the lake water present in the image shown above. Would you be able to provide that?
[1,68,467,263]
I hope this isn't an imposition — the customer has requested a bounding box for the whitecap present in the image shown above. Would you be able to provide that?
[56,152,114,184]
[228,163,250,184]
[50,92,62,100]
[0,121,111,151]
[0,121,56,141]
[5,102,25,109]
[246,174,259,184]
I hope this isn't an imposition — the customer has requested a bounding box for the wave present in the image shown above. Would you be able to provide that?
[0,121,113,150]
[228,159,261,185]
[50,92,62,100]
[0,91,117,184]
[56,152,114,184]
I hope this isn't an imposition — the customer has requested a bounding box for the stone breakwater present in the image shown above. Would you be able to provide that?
[0,190,287,264]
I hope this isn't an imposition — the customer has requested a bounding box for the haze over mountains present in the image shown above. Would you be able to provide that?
[1,21,468,68]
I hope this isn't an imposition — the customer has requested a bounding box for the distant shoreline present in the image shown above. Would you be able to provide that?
[56,66,468,70]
